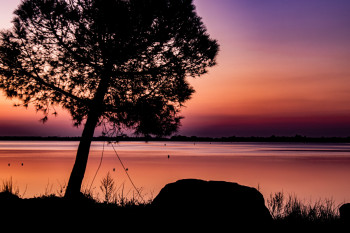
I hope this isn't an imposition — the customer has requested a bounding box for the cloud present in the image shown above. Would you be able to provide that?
[179,114,350,137]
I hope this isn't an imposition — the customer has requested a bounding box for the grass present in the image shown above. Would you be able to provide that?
[267,191,339,220]
[0,175,152,231]
[1,177,20,197]
[266,191,342,229]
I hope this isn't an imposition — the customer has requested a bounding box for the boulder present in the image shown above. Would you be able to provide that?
[340,203,350,222]
[152,179,272,226]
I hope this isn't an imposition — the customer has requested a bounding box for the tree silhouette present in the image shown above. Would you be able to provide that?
[0,0,219,198]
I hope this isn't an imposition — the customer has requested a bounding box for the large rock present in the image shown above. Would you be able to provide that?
[152,179,272,226]
[340,203,350,222]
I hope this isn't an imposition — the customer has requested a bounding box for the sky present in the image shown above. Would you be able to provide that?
[0,0,350,137]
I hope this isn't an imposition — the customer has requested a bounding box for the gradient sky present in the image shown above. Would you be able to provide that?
[0,0,350,137]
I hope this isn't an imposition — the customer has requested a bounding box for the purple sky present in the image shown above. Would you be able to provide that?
[0,0,350,137]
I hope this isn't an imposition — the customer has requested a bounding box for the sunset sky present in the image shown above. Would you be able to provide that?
[0,0,350,137]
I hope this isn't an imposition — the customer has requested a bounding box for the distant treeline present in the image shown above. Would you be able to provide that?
[0,135,349,143]
[170,135,350,143]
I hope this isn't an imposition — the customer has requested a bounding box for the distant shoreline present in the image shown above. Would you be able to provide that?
[0,135,349,143]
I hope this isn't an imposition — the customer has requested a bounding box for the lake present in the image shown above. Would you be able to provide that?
[0,141,350,205]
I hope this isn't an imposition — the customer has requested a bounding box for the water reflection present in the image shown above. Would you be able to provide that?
[0,141,349,205]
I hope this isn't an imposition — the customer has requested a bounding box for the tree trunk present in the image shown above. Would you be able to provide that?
[64,109,100,199]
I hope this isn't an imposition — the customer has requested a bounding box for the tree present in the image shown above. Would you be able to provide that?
[0,0,219,198]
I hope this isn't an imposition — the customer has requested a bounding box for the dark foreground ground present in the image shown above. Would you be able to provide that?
[0,192,347,233]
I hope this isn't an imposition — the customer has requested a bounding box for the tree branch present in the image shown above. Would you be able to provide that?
[48,18,98,68]
[22,69,90,105]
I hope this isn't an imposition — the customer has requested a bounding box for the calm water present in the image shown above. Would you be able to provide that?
[0,141,350,205]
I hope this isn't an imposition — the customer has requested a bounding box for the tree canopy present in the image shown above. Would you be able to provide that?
[0,0,218,137]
